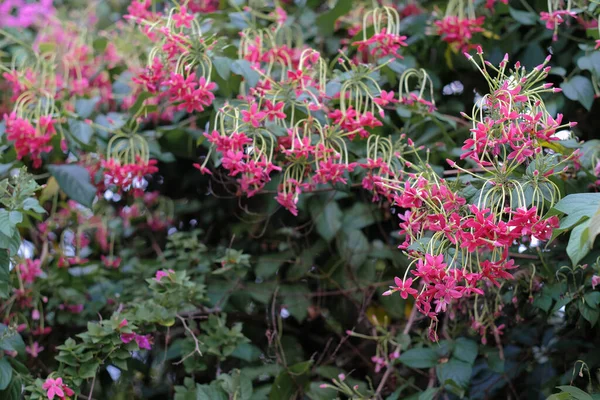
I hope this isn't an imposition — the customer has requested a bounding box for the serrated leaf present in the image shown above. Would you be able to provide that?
[48,164,96,208]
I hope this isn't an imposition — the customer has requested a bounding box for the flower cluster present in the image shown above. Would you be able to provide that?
[382,50,576,339]
[0,0,54,28]
[3,113,56,168]
[42,377,74,400]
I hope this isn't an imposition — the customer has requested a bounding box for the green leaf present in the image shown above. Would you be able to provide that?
[336,229,370,269]
[584,292,600,307]
[79,360,100,379]
[398,348,439,368]
[213,56,232,80]
[551,193,600,218]
[0,324,25,355]
[577,53,600,76]
[0,375,20,400]
[129,92,153,117]
[342,203,381,230]
[75,97,100,119]
[0,210,16,237]
[509,7,537,25]
[196,382,228,400]
[453,338,478,365]
[556,386,594,400]
[567,223,590,266]
[417,388,440,400]
[231,60,260,88]
[316,0,352,36]
[588,208,600,248]
[561,76,595,111]
[22,198,45,215]
[0,358,12,390]
[310,200,342,242]
[269,361,312,400]
[231,343,262,362]
[0,230,21,255]
[578,302,599,327]
[48,164,97,208]
[0,249,10,299]
[436,359,473,390]
[68,119,94,146]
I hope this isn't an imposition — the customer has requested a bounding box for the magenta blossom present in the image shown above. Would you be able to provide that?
[383,277,418,299]
[42,377,74,400]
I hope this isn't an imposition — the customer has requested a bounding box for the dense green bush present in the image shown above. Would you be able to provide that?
[0,1,599,399]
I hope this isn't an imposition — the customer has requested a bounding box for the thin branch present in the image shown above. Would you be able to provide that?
[173,314,203,365]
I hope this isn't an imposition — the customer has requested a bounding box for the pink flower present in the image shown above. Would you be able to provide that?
[26,342,44,358]
[264,100,286,121]
[118,319,128,329]
[374,90,396,107]
[173,6,194,28]
[120,332,136,344]
[241,103,266,128]
[592,275,600,290]
[135,334,152,350]
[155,269,174,282]
[42,377,74,400]
[383,277,418,299]
[18,259,43,284]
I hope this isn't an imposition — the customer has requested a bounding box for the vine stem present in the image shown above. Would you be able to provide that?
[375,303,419,398]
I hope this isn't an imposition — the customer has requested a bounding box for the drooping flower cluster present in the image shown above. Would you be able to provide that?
[0,0,54,28]
[433,0,486,52]
[101,157,159,198]
[382,50,576,339]
[3,112,56,168]
[540,1,576,41]
[353,7,408,60]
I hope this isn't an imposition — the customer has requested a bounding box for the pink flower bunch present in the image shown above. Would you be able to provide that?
[485,0,508,10]
[353,28,408,59]
[18,259,43,284]
[382,51,572,334]
[42,377,74,400]
[459,51,576,169]
[433,15,485,52]
[3,113,56,169]
[121,332,153,350]
[101,255,121,269]
[540,10,576,41]
[0,0,54,28]
[26,341,44,358]
[187,0,219,13]
[166,73,217,113]
[101,157,159,197]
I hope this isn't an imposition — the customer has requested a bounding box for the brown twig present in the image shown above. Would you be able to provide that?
[173,314,203,365]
